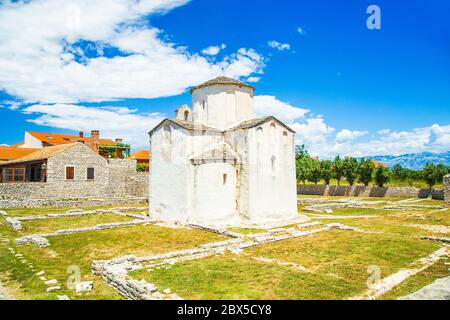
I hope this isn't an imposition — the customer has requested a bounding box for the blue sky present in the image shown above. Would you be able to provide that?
[0,0,449,157]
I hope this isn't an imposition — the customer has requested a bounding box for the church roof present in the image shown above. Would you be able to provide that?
[189,76,255,94]
[190,142,241,163]
[148,119,222,136]
[227,116,296,133]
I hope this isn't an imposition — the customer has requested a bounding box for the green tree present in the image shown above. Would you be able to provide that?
[308,160,322,184]
[343,157,359,186]
[358,159,375,186]
[136,163,147,172]
[423,163,438,190]
[295,145,312,184]
[320,160,333,185]
[392,164,408,180]
[332,156,345,186]
[375,166,390,187]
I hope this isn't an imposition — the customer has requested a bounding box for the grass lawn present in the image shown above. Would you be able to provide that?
[19,214,135,235]
[131,253,362,300]
[1,198,449,300]
[0,207,225,300]
[5,204,148,217]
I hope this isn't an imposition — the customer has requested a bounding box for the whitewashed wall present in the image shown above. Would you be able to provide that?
[192,85,254,130]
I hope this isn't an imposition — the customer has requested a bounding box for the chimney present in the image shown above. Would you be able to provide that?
[79,131,84,138]
[90,130,100,154]
[115,138,123,144]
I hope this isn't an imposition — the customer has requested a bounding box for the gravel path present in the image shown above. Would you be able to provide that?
[399,276,450,300]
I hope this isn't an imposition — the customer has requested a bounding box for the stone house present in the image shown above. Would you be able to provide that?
[13,130,130,159]
[148,77,299,227]
[0,142,148,202]
[129,150,150,172]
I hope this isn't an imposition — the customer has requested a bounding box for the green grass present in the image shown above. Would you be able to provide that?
[380,256,450,300]
[246,230,440,292]
[5,204,148,217]
[0,207,224,300]
[131,253,362,300]
[19,214,135,235]
[1,199,449,300]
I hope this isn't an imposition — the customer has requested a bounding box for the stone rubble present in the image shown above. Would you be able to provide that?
[399,276,450,300]
[348,246,449,300]
[75,281,93,293]
[46,286,61,292]
[5,217,22,231]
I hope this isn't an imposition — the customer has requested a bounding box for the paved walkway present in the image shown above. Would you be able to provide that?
[399,276,450,300]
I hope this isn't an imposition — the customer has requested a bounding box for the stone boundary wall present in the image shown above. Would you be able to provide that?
[297,184,444,200]
[444,175,450,205]
[0,197,148,209]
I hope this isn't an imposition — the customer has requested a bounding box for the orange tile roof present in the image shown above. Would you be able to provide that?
[1,143,79,165]
[27,131,116,146]
[0,147,39,161]
[10,142,24,147]
[130,150,150,160]
[372,160,390,168]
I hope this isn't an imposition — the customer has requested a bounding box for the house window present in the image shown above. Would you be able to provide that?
[1,167,25,183]
[66,166,75,180]
[87,167,95,180]
[223,173,227,185]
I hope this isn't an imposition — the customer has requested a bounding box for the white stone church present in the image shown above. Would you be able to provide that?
[148,77,300,227]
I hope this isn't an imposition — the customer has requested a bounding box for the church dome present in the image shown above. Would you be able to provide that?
[189,76,254,94]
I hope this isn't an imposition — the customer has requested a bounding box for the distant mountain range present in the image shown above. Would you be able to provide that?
[369,151,450,170]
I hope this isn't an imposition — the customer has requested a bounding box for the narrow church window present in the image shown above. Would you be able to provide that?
[223,173,227,185]
[184,110,189,121]
[256,127,263,143]
[270,123,276,143]
[271,156,277,174]
[283,131,288,145]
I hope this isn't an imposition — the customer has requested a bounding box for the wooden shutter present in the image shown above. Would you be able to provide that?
[66,166,74,180]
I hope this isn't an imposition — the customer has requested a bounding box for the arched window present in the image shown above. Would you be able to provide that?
[256,127,263,143]
[223,173,228,185]
[184,110,189,121]
[283,131,288,145]
[270,122,276,143]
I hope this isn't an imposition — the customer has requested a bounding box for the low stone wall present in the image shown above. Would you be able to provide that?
[0,197,148,209]
[297,184,444,200]
[444,175,450,205]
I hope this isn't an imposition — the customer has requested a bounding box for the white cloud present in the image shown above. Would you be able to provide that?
[22,104,165,149]
[267,40,291,51]
[246,76,261,83]
[202,44,226,56]
[336,129,368,142]
[291,117,335,145]
[297,27,305,35]
[254,95,309,123]
[0,0,264,104]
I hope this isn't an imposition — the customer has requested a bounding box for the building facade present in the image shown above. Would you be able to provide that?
[149,77,299,227]
[0,143,148,202]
